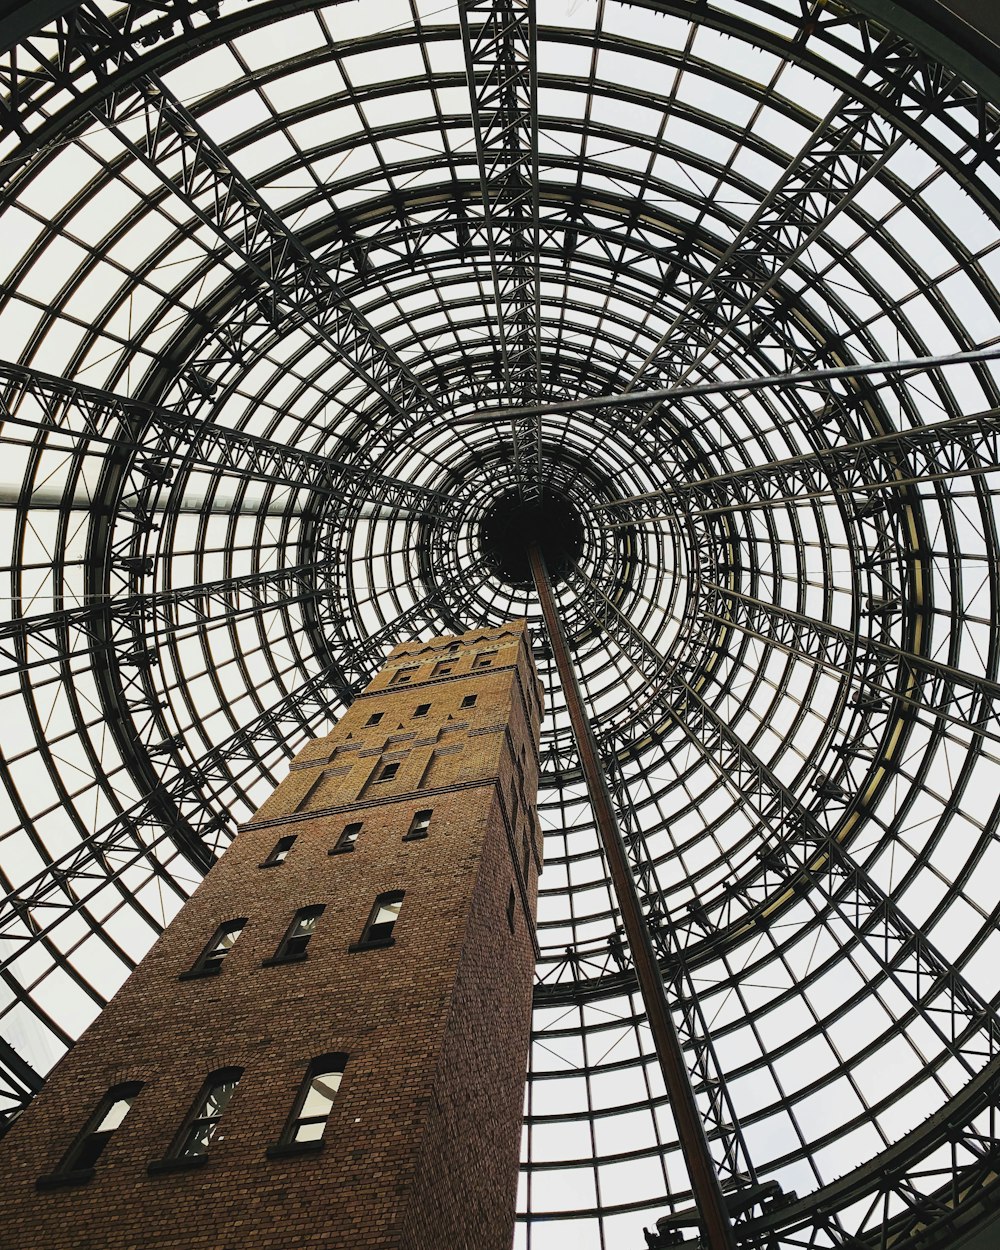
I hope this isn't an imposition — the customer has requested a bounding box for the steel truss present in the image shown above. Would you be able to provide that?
[1,3,1000,1247]
[459,0,542,498]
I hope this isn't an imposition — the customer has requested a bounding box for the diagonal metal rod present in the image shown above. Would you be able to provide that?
[459,342,1000,424]
[527,544,737,1250]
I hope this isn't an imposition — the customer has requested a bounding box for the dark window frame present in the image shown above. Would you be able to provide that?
[375,761,399,782]
[179,918,246,979]
[148,1067,243,1174]
[507,886,516,934]
[264,905,325,966]
[413,702,431,718]
[391,667,416,685]
[365,711,384,726]
[403,809,432,842]
[266,1053,348,1159]
[460,693,477,709]
[37,1081,143,1189]
[329,821,362,855]
[349,891,404,953]
[259,834,296,868]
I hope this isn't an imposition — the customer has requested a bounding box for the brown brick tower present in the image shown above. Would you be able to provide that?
[0,621,542,1250]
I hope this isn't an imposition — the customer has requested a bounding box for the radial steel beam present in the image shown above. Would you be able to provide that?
[67,10,441,428]
[459,0,543,499]
[568,568,1000,1081]
[621,43,914,398]
[0,360,445,516]
[598,404,1000,523]
[461,342,1000,425]
[528,544,737,1250]
[700,583,1000,748]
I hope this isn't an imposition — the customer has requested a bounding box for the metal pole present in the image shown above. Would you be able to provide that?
[528,544,738,1250]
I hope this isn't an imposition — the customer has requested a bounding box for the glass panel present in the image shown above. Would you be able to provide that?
[300,1072,342,1118]
[293,1119,326,1142]
[373,899,402,926]
[292,911,321,937]
[94,1095,134,1133]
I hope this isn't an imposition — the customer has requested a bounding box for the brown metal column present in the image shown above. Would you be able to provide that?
[528,544,737,1250]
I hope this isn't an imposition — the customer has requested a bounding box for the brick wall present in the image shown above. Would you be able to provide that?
[0,620,542,1250]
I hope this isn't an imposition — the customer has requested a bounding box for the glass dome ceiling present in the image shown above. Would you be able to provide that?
[2,1,1000,1246]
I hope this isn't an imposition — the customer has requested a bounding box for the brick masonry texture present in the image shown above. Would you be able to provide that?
[0,620,542,1250]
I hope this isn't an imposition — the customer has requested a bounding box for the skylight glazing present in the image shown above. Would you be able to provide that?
[2,1,1000,1246]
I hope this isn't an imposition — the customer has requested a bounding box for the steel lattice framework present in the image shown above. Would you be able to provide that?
[2,1,1000,1247]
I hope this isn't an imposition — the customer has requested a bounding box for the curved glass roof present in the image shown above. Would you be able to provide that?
[3,2,1000,1246]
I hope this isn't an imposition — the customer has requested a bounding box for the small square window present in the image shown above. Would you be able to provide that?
[474,652,497,669]
[403,809,432,841]
[433,660,455,677]
[330,822,361,855]
[392,668,416,686]
[413,703,431,718]
[376,761,399,782]
[365,712,384,727]
[460,694,477,709]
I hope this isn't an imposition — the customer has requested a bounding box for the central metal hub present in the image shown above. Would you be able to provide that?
[479,490,584,587]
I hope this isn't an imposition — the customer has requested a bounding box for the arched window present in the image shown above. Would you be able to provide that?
[264,905,325,965]
[180,918,246,979]
[149,1067,242,1173]
[267,1055,347,1158]
[350,891,404,952]
[37,1081,142,1188]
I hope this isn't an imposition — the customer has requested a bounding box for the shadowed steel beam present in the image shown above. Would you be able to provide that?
[459,0,542,499]
[459,342,1000,424]
[598,404,1000,521]
[527,544,737,1250]
[0,359,445,516]
[0,562,323,673]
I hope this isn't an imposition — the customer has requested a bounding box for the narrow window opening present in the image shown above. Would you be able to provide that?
[267,1055,348,1157]
[260,834,295,868]
[149,1068,242,1172]
[38,1082,143,1188]
[265,905,325,965]
[330,822,362,855]
[507,886,516,934]
[181,918,246,979]
[460,693,477,709]
[350,891,404,952]
[376,761,399,782]
[403,809,432,841]
[365,712,384,726]
[413,703,431,718]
